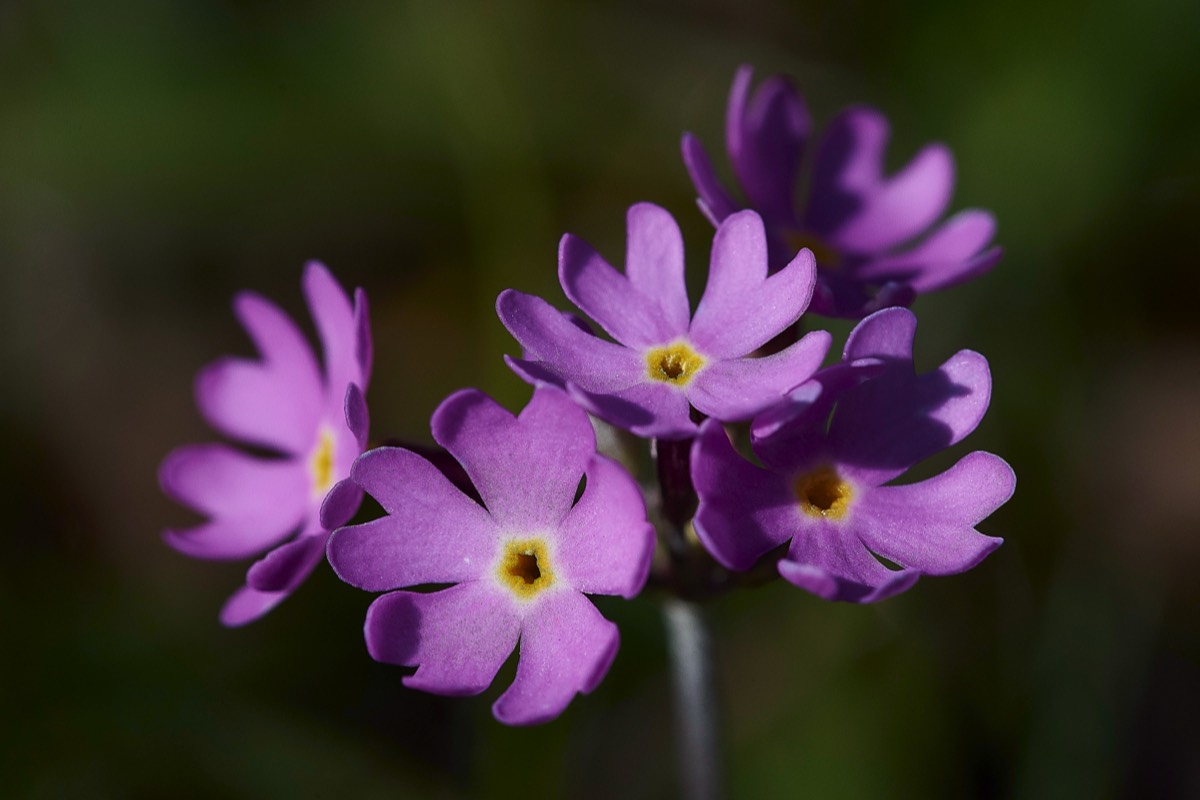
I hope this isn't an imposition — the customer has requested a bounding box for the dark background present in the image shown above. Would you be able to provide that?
[4,0,1199,797]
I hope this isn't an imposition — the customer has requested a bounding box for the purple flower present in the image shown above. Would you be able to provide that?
[691,307,1014,602]
[327,386,654,726]
[497,202,831,439]
[682,65,1002,318]
[160,262,372,626]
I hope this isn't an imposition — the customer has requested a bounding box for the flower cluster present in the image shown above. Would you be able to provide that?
[163,65,1014,725]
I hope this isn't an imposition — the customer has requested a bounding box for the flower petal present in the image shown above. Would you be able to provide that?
[620,203,693,336]
[689,211,816,358]
[805,106,954,253]
[557,205,690,348]
[302,261,364,412]
[492,590,619,725]
[219,584,292,627]
[855,451,1012,574]
[505,355,693,439]
[246,531,328,592]
[728,67,809,227]
[431,387,596,530]
[692,419,798,570]
[555,455,654,598]
[319,382,370,524]
[843,306,918,363]
[682,132,741,222]
[829,349,992,486]
[778,523,920,603]
[354,287,373,386]
[749,378,829,467]
[195,292,323,455]
[566,378,696,440]
[327,447,499,591]
[688,329,830,421]
[497,290,647,391]
[855,209,1002,292]
[160,444,309,559]
[319,477,363,531]
[749,364,876,471]
[366,583,521,696]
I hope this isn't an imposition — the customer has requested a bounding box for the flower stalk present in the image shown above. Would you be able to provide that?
[664,598,723,800]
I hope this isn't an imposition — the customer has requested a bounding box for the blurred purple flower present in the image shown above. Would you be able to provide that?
[691,307,1014,602]
[160,262,372,626]
[497,202,831,439]
[683,65,1002,318]
[327,386,654,726]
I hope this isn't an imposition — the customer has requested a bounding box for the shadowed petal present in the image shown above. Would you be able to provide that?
[778,524,919,603]
[319,477,363,531]
[555,455,654,598]
[567,379,696,440]
[344,382,370,445]
[505,356,692,439]
[682,133,741,222]
[728,67,810,226]
[246,532,327,592]
[805,106,954,253]
[855,451,1012,574]
[319,383,370,527]
[806,271,919,319]
[749,364,876,472]
[689,330,830,421]
[749,379,830,469]
[493,591,619,725]
[195,293,322,455]
[160,444,309,559]
[856,209,1002,292]
[327,447,499,591]
[843,307,918,363]
[830,349,992,486]
[366,584,521,696]
[689,211,816,358]
[692,419,798,570]
[219,584,292,627]
[431,387,595,530]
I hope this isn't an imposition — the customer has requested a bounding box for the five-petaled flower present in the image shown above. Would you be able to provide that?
[692,307,1015,602]
[497,202,831,439]
[326,386,654,725]
[160,262,372,626]
[683,65,1003,318]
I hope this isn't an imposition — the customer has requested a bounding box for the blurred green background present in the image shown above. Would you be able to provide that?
[3,0,1199,797]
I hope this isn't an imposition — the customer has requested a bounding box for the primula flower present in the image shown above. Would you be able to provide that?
[326,386,654,725]
[497,202,831,439]
[160,262,372,626]
[682,65,1002,318]
[691,307,1014,602]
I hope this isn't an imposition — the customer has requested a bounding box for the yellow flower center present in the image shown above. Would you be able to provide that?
[645,342,706,386]
[785,232,841,272]
[309,428,336,495]
[496,538,555,600]
[795,464,853,520]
